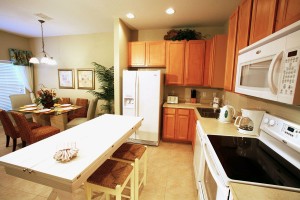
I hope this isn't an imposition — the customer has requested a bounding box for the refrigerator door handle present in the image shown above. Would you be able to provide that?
[135,73,139,116]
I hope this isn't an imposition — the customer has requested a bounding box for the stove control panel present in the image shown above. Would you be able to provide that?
[260,113,300,153]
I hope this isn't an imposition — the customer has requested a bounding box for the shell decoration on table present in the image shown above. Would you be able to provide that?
[53,147,79,162]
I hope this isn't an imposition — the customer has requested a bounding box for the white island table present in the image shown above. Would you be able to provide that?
[0,114,143,199]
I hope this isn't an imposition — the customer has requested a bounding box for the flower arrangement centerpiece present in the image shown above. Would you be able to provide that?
[35,85,59,109]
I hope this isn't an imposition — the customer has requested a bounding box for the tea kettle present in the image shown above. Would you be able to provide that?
[218,105,236,123]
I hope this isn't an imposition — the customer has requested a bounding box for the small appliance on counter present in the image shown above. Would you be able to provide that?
[167,95,178,104]
[218,105,236,123]
[190,89,196,103]
[212,97,220,109]
[234,109,266,135]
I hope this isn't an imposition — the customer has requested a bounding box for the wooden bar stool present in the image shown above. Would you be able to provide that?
[111,143,147,200]
[85,159,134,200]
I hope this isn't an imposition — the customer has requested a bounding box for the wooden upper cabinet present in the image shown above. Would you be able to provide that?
[204,35,228,88]
[128,42,146,66]
[128,41,166,67]
[204,39,212,87]
[249,0,277,44]
[166,40,186,85]
[224,7,239,91]
[146,41,166,66]
[276,0,300,31]
[184,40,206,86]
[237,0,253,50]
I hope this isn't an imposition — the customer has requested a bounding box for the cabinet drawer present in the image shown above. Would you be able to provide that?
[164,108,176,114]
[177,109,190,115]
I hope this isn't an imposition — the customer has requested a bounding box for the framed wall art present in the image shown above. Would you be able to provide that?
[58,69,75,89]
[77,68,95,90]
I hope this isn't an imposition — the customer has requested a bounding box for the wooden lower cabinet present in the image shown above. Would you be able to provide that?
[162,108,195,143]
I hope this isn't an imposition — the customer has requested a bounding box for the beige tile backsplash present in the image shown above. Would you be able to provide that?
[225,91,300,124]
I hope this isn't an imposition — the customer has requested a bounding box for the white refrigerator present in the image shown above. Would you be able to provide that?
[123,70,163,146]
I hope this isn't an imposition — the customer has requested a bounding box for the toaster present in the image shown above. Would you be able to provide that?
[167,96,178,104]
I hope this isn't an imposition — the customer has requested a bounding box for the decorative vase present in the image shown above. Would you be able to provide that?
[43,101,54,109]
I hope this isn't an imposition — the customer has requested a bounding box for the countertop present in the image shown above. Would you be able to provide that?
[163,102,300,199]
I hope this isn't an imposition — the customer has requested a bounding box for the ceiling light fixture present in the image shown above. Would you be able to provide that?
[29,20,57,65]
[126,13,135,19]
[166,8,175,15]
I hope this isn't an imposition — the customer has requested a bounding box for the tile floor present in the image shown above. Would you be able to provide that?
[0,125,197,200]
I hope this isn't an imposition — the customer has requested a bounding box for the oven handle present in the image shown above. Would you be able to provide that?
[202,141,228,194]
[268,51,283,95]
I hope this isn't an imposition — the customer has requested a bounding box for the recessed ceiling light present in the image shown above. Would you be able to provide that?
[126,13,135,19]
[166,8,175,15]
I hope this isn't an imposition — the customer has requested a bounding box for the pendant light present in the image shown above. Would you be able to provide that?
[29,20,57,65]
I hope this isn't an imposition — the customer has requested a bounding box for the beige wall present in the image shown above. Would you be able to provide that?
[29,32,114,114]
[114,19,131,114]
[131,26,226,41]
[225,91,300,124]
[0,31,31,60]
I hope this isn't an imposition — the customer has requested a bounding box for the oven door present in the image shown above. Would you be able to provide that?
[199,136,231,200]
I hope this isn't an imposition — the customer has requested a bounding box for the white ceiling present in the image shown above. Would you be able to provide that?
[0,0,241,38]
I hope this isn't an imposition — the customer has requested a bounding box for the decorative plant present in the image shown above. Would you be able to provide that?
[35,85,59,109]
[87,62,114,114]
[164,28,208,41]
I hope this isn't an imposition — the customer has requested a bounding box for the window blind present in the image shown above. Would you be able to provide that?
[0,61,25,110]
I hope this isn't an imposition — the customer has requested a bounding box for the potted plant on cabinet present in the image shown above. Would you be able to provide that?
[88,62,114,114]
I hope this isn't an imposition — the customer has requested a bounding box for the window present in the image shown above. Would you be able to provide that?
[0,61,25,110]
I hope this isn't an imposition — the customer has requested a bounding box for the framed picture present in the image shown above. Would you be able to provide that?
[58,69,75,89]
[77,68,95,90]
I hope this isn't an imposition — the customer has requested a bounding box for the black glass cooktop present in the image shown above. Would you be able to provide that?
[207,135,300,189]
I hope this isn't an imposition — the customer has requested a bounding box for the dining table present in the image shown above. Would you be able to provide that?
[17,103,82,131]
[0,114,143,199]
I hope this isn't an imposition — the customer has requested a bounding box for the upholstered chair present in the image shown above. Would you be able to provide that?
[68,98,88,121]
[10,111,60,147]
[9,94,33,120]
[0,109,41,151]
[66,99,98,129]
[58,97,71,104]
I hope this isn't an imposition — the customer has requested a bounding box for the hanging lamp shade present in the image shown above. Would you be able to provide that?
[29,20,57,65]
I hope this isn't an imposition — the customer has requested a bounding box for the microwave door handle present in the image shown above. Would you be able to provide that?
[268,51,283,94]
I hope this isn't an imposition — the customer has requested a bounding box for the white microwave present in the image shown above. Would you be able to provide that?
[235,29,300,105]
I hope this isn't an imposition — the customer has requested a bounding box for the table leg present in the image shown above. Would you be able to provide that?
[32,113,51,126]
[50,113,68,131]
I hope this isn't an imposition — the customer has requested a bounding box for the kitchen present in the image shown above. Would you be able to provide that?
[0,0,300,199]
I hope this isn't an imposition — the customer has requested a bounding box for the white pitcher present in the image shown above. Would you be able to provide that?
[218,105,236,123]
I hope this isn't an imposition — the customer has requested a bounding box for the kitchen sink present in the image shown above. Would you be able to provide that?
[197,108,220,118]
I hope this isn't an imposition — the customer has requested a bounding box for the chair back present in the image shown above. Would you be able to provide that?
[87,99,98,120]
[10,111,33,144]
[58,97,71,104]
[9,94,32,109]
[0,109,19,139]
[75,98,88,117]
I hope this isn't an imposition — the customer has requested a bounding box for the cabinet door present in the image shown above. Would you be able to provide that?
[203,39,212,87]
[162,108,176,139]
[249,0,277,44]
[184,40,205,86]
[146,41,166,67]
[224,8,239,91]
[166,41,186,85]
[237,0,253,50]
[210,35,228,88]
[276,0,300,31]
[175,109,190,140]
[128,42,146,66]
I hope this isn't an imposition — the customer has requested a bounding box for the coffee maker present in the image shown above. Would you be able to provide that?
[234,109,266,135]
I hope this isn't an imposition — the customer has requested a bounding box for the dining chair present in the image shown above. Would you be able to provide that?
[58,97,71,104]
[9,94,34,120]
[66,99,98,129]
[10,111,60,146]
[0,109,41,151]
[68,98,89,121]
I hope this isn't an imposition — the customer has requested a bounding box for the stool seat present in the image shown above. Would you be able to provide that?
[112,143,146,161]
[87,159,133,189]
